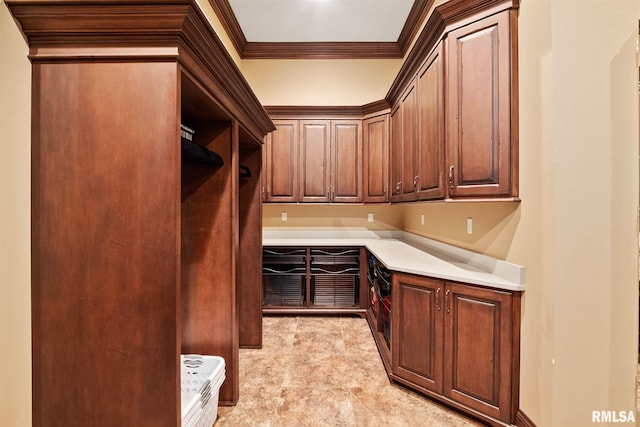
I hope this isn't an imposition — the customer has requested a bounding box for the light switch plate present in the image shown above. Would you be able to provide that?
[282,212,287,222]
[466,218,473,234]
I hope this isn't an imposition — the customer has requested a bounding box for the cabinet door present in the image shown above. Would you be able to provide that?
[446,11,514,198]
[331,120,362,203]
[264,120,299,202]
[392,273,444,394]
[300,120,331,202]
[390,81,418,202]
[389,102,402,201]
[443,282,514,422]
[362,115,389,202]
[416,44,445,200]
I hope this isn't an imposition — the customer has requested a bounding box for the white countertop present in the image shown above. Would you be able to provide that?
[263,229,525,292]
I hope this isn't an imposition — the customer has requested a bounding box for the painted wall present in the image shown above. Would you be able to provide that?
[242,58,402,106]
[0,1,32,426]
[263,204,403,230]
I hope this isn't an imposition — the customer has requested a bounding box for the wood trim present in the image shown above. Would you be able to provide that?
[265,105,366,120]
[243,41,402,60]
[515,409,538,427]
[7,0,275,143]
[397,0,436,54]
[208,0,431,59]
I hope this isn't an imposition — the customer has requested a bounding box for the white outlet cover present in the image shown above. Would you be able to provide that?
[367,213,374,222]
[466,218,473,234]
[282,212,287,222]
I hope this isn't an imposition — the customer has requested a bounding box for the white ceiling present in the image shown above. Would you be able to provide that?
[227,0,416,43]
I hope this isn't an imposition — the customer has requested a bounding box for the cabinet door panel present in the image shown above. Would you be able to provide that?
[400,83,418,200]
[332,120,362,203]
[264,120,298,202]
[444,282,513,422]
[362,115,389,202]
[392,274,444,393]
[389,103,402,200]
[447,12,513,197]
[416,44,445,200]
[390,81,418,203]
[300,120,331,202]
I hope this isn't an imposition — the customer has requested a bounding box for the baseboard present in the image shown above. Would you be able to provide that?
[516,409,537,427]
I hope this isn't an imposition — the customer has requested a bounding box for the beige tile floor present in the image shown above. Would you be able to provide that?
[216,316,484,426]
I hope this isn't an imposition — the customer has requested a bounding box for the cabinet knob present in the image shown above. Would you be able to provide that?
[436,287,441,311]
[413,175,419,191]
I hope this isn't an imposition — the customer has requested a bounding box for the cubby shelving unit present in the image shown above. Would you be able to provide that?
[6,0,274,425]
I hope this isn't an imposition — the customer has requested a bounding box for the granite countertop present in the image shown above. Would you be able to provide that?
[263,229,525,292]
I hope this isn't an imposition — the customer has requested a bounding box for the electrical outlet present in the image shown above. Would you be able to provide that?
[367,213,374,222]
[466,218,473,234]
[281,212,287,222]
[421,214,425,225]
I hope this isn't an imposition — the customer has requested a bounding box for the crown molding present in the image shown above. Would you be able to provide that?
[208,0,432,59]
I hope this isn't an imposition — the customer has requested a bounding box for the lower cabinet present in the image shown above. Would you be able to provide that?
[390,272,520,426]
[262,246,368,314]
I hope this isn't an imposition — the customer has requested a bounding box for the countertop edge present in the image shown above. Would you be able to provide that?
[262,229,526,292]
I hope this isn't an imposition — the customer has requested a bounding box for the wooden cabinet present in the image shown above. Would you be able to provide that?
[390,43,445,202]
[416,44,445,200]
[300,120,362,203]
[263,120,299,202]
[264,118,362,203]
[390,81,418,202]
[362,114,389,202]
[391,272,520,425]
[392,274,443,394]
[331,120,363,203]
[8,0,274,424]
[300,120,331,202]
[446,11,517,198]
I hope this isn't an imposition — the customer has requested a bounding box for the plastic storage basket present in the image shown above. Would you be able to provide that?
[181,354,226,427]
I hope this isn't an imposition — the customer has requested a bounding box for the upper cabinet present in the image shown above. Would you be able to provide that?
[390,81,418,203]
[416,44,445,200]
[264,120,299,202]
[387,0,519,202]
[362,114,390,203]
[264,117,362,203]
[446,11,516,198]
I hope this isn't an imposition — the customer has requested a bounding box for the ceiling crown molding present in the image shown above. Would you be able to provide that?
[209,0,434,59]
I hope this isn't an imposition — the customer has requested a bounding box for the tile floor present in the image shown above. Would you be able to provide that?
[216,316,484,426]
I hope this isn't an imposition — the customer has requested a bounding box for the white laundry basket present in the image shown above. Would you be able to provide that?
[180,354,226,427]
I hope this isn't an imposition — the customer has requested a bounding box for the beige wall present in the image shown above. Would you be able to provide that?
[0,1,32,426]
[263,204,403,230]
[242,59,402,106]
[2,1,640,426]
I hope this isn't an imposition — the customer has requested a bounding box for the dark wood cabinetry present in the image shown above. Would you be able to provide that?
[300,120,331,202]
[390,81,418,202]
[362,114,390,202]
[446,11,517,198]
[264,118,362,203]
[390,272,521,426]
[8,0,273,424]
[386,2,519,202]
[263,120,299,202]
[390,43,445,202]
[416,44,445,200]
[299,120,362,203]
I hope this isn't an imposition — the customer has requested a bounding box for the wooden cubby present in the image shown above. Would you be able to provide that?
[7,0,274,425]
